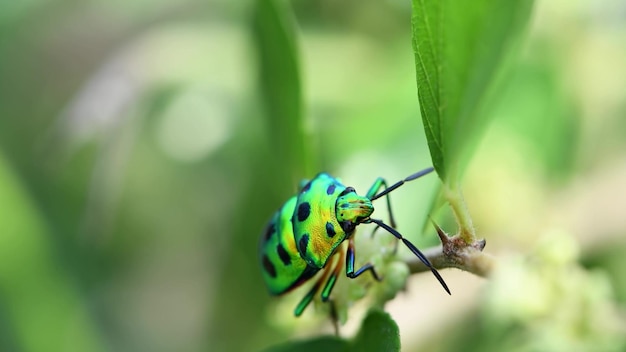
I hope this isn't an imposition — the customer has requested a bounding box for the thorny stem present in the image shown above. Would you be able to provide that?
[407,211,494,277]
[406,241,495,277]
[444,182,476,243]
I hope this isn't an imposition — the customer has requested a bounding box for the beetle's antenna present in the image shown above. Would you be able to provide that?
[365,218,450,295]
[371,167,434,201]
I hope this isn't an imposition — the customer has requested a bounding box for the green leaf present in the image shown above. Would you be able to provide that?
[262,309,400,352]
[352,309,401,352]
[253,0,310,181]
[412,0,534,182]
[262,336,349,352]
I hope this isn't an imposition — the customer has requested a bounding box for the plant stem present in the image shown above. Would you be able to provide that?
[406,220,494,279]
[406,243,495,278]
[444,182,476,243]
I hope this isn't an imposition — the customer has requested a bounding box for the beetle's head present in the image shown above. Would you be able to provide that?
[336,187,373,233]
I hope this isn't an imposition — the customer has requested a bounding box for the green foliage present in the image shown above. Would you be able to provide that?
[1,0,625,351]
[492,58,580,182]
[439,233,626,352]
[411,0,534,182]
[352,309,400,352]
[0,152,104,352]
[263,309,400,352]
[264,336,349,352]
[253,0,310,181]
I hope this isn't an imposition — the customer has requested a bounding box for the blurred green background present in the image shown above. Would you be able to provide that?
[1,0,625,351]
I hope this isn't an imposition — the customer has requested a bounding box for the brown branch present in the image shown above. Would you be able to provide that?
[407,222,496,278]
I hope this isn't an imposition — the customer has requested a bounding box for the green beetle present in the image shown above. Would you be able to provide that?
[259,167,449,316]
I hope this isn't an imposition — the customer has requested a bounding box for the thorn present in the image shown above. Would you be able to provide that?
[429,218,449,245]
[475,238,486,251]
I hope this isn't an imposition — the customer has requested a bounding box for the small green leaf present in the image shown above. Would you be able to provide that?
[253,0,310,181]
[352,309,400,352]
[412,0,534,182]
[262,309,400,352]
[262,336,350,352]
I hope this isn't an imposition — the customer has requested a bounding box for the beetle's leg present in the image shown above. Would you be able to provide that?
[314,250,344,334]
[367,167,435,243]
[370,167,435,202]
[295,249,345,318]
[366,177,397,228]
[346,237,383,281]
[294,263,333,317]
[368,225,380,238]
[365,218,451,295]
[365,177,398,251]
[319,249,343,334]
[329,300,339,335]
[320,247,345,302]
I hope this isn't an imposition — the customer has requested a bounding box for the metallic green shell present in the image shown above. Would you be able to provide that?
[292,173,348,269]
[259,173,374,295]
[259,196,317,295]
[259,167,445,310]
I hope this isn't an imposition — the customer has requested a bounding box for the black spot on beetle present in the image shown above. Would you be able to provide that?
[299,234,309,255]
[338,187,355,197]
[277,243,291,266]
[325,222,336,238]
[297,202,311,222]
[341,203,349,209]
[301,182,311,193]
[264,222,276,242]
[262,255,277,278]
[326,184,336,195]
